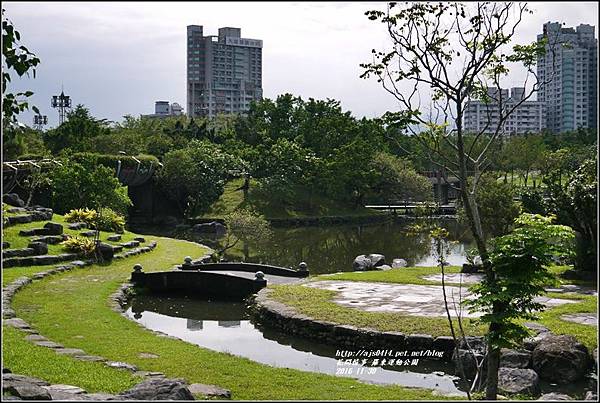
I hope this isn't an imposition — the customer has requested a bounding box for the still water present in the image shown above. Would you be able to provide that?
[125,295,466,395]
[166,218,474,274]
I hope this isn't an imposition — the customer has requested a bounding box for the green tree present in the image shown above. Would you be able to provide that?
[44,105,110,153]
[2,8,40,126]
[458,174,521,240]
[216,209,273,260]
[467,213,574,351]
[158,141,234,216]
[368,152,432,202]
[544,157,597,272]
[51,159,131,215]
[362,3,549,398]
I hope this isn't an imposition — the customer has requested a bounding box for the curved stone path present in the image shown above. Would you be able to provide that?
[560,313,598,327]
[3,240,232,400]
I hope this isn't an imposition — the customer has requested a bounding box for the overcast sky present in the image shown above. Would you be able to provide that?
[3,1,598,128]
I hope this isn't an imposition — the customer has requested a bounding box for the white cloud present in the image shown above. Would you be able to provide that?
[2,1,598,127]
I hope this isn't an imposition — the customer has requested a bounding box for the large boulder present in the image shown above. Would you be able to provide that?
[118,378,195,400]
[352,254,386,271]
[27,242,48,255]
[392,258,407,268]
[498,367,540,396]
[500,348,531,369]
[532,334,591,383]
[43,222,63,235]
[452,348,485,380]
[3,193,25,207]
[96,242,115,261]
[192,221,226,236]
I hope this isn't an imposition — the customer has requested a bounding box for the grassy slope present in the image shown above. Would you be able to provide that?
[3,216,448,400]
[201,178,381,219]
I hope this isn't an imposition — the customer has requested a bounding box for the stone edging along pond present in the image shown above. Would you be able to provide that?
[2,241,161,378]
[249,287,457,360]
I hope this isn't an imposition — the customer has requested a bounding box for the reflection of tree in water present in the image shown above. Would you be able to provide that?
[170,219,472,274]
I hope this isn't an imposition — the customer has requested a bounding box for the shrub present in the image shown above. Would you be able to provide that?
[64,207,125,233]
[65,208,98,224]
[97,208,125,233]
[61,237,96,256]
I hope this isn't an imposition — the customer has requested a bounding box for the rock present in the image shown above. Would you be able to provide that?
[584,391,597,400]
[80,230,98,237]
[3,373,50,386]
[96,242,114,261]
[532,334,591,383]
[188,383,231,399]
[192,221,226,235]
[2,241,10,249]
[498,367,540,395]
[352,255,372,271]
[27,242,48,255]
[3,384,51,400]
[6,215,33,225]
[105,361,137,371]
[43,222,63,235]
[33,341,63,349]
[458,336,487,354]
[2,367,11,373]
[106,235,121,242]
[121,241,140,248]
[379,264,393,271]
[2,248,36,259]
[68,222,88,230]
[133,237,146,243]
[42,384,86,394]
[3,193,25,207]
[367,253,386,267]
[3,318,31,330]
[500,348,531,369]
[538,393,573,400]
[74,355,106,362]
[452,348,485,380]
[31,235,67,245]
[138,352,159,359]
[18,229,36,237]
[118,378,195,400]
[392,258,407,268]
[55,348,87,356]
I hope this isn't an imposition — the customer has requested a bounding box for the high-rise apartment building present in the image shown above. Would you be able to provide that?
[187,25,263,118]
[537,22,597,133]
[463,87,546,135]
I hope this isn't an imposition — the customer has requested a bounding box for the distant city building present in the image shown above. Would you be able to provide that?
[142,101,185,118]
[463,87,546,135]
[537,22,597,133]
[187,25,263,118]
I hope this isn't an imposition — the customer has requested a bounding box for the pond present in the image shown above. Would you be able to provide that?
[125,294,466,396]
[137,218,475,274]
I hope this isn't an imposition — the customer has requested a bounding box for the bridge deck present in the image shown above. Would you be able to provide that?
[205,270,306,285]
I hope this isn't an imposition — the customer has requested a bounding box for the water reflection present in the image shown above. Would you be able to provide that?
[125,295,465,395]
[168,218,474,274]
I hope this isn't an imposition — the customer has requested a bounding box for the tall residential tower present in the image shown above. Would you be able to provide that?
[187,25,263,118]
[537,22,597,133]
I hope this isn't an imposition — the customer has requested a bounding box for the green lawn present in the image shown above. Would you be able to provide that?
[4,216,449,400]
[3,326,141,394]
[201,178,382,220]
[315,266,464,286]
[272,266,597,350]
[268,284,487,337]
